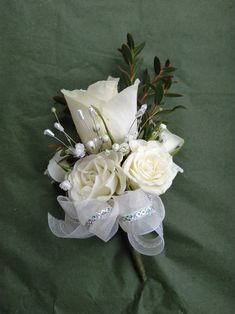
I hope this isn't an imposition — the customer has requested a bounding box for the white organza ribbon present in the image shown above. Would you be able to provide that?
[48,189,165,256]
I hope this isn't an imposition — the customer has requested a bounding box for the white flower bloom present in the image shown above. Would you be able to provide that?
[122,140,183,195]
[61,77,139,144]
[74,143,85,158]
[119,142,130,155]
[68,151,126,203]
[159,124,184,154]
[59,180,72,191]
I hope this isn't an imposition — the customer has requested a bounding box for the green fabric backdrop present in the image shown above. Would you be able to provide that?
[1,1,235,313]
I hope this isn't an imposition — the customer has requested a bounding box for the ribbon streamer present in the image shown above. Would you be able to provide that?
[48,189,165,256]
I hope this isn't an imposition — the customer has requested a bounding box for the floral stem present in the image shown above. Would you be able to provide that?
[130,247,147,283]
[94,107,115,144]
[121,230,147,282]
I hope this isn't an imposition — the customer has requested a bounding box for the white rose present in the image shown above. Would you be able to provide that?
[68,151,126,203]
[61,77,139,144]
[123,140,183,195]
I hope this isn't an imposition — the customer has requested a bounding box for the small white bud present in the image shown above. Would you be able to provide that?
[112,143,120,152]
[54,122,64,132]
[119,143,130,155]
[135,104,148,118]
[59,180,72,191]
[102,134,109,143]
[44,129,55,137]
[51,107,56,113]
[74,143,85,158]
[141,104,148,111]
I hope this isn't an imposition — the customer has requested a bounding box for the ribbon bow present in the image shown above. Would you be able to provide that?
[48,189,165,256]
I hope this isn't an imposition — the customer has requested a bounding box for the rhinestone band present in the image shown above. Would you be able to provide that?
[86,207,113,226]
[120,206,155,222]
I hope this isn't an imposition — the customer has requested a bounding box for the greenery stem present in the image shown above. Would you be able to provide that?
[137,108,160,138]
[94,107,115,144]
[130,246,147,283]
[121,230,147,282]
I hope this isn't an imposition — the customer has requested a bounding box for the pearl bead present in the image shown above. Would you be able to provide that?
[44,129,55,137]
[112,143,120,152]
[87,140,95,150]
[54,122,64,132]
[102,134,109,143]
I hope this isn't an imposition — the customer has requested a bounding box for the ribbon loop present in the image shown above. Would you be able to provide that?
[128,225,165,256]
[48,214,93,239]
[73,199,119,242]
[48,197,93,238]
[48,189,165,255]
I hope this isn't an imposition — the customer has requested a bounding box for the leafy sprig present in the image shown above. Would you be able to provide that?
[118,33,185,141]
[118,33,145,87]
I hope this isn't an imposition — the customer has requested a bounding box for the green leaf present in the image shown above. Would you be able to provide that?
[142,69,151,85]
[152,105,186,121]
[154,56,161,75]
[122,72,132,86]
[120,68,132,86]
[144,121,154,140]
[53,95,67,105]
[164,93,183,97]
[154,82,164,105]
[159,73,174,79]
[164,78,172,90]
[134,42,145,56]
[133,57,143,75]
[127,33,135,49]
[161,66,176,74]
[121,44,133,65]
[148,121,163,140]
[141,69,151,93]
[57,161,71,172]
[59,150,67,157]
[165,59,170,67]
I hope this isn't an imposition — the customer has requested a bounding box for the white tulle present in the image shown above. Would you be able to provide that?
[46,151,66,183]
[48,189,165,256]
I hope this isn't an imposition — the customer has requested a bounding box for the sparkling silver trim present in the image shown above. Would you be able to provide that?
[86,207,113,226]
[120,206,155,222]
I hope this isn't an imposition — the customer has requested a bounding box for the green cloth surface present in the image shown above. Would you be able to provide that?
[1,1,235,313]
